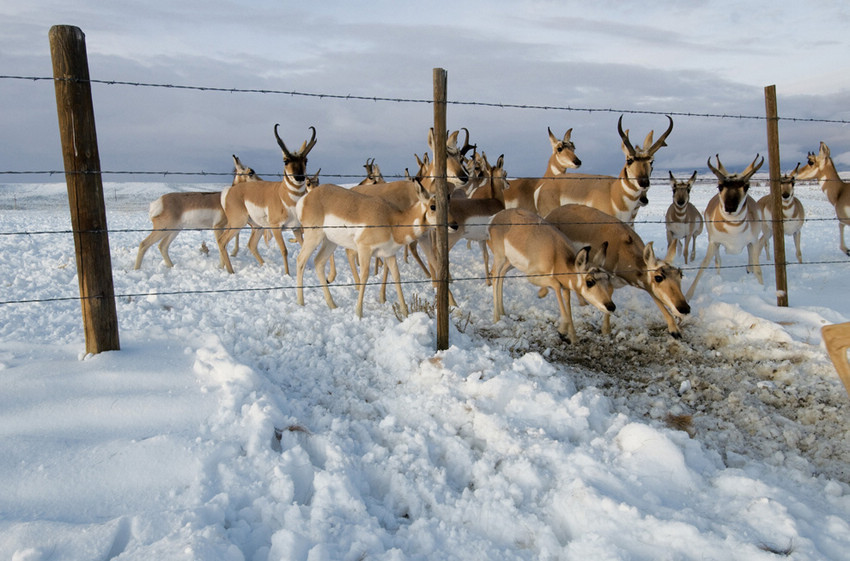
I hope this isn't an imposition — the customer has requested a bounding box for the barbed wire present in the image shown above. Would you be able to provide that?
[2,256,848,307]
[3,74,849,124]
[0,214,844,239]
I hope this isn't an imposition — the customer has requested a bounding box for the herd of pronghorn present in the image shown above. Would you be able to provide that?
[133,117,850,343]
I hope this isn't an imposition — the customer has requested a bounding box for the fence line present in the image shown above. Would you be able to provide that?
[5,49,850,326]
[3,74,849,125]
[2,257,848,308]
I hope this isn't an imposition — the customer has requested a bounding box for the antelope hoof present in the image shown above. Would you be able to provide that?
[669,330,682,339]
[558,332,574,345]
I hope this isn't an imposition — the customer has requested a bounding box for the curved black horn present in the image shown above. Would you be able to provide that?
[274,123,293,159]
[648,115,674,155]
[617,115,635,155]
[302,126,317,156]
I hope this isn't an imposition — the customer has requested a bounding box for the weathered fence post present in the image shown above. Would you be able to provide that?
[764,84,788,307]
[433,68,450,351]
[49,25,120,353]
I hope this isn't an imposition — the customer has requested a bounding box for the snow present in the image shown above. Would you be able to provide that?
[1,177,850,560]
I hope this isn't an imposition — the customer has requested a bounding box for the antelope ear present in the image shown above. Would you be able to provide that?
[643,241,658,267]
[591,241,608,267]
[575,245,591,271]
[820,142,830,158]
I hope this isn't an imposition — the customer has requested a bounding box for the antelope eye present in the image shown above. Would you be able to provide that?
[586,278,596,288]
[430,204,437,211]
[654,274,664,283]
[556,146,563,152]
[626,158,634,165]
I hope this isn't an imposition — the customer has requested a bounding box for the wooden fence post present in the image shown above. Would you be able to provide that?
[764,85,788,307]
[49,25,120,353]
[433,68,450,351]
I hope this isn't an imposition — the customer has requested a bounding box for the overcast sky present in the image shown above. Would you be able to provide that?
[2,0,850,184]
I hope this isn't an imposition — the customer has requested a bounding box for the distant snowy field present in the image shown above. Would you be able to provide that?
[1,177,850,561]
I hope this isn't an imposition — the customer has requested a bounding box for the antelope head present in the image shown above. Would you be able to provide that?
[548,127,582,169]
[274,124,317,184]
[668,170,697,209]
[306,169,321,192]
[576,243,617,314]
[478,152,508,205]
[618,115,674,196]
[643,241,690,318]
[428,127,470,188]
[359,158,385,185]
[780,163,800,200]
[795,141,830,181]
[707,153,764,214]
[232,154,261,183]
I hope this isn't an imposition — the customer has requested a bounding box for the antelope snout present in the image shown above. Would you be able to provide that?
[678,302,691,315]
[605,302,617,312]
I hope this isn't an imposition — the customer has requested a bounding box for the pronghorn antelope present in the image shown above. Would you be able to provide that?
[217,125,317,275]
[133,154,261,270]
[757,164,804,263]
[504,127,582,212]
[418,152,509,298]
[295,180,456,318]
[357,158,385,186]
[488,208,616,344]
[665,171,703,264]
[686,154,765,299]
[794,142,850,255]
[544,204,690,339]
[534,115,674,222]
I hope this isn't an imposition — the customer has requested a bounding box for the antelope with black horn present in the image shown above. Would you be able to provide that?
[686,154,765,299]
[217,125,317,274]
[535,115,673,223]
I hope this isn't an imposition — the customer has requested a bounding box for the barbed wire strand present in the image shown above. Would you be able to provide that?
[3,74,850,124]
[1,256,848,307]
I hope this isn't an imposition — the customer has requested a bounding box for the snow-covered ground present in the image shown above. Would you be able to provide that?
[1,176,849,561]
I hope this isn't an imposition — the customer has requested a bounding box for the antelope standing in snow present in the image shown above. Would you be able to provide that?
[217,125,317,275]
[504,127,582,212]
[295,180,457,318]
[534,115,674,223]
[686,154,764,299]
[794,142,849,255]
[134,154,261,270]
[756,164,804,263]
[544,204,690,339]
[665,171,703,264]
[488,208,616,344]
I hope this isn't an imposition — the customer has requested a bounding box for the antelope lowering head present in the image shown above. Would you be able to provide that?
[707,153,764,214]
[618,114,674,192]
[548,127,582,171]
[669,170,697,208]
[274,124,317,185]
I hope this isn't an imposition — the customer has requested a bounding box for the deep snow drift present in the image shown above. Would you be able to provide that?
[1,177,850,561]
